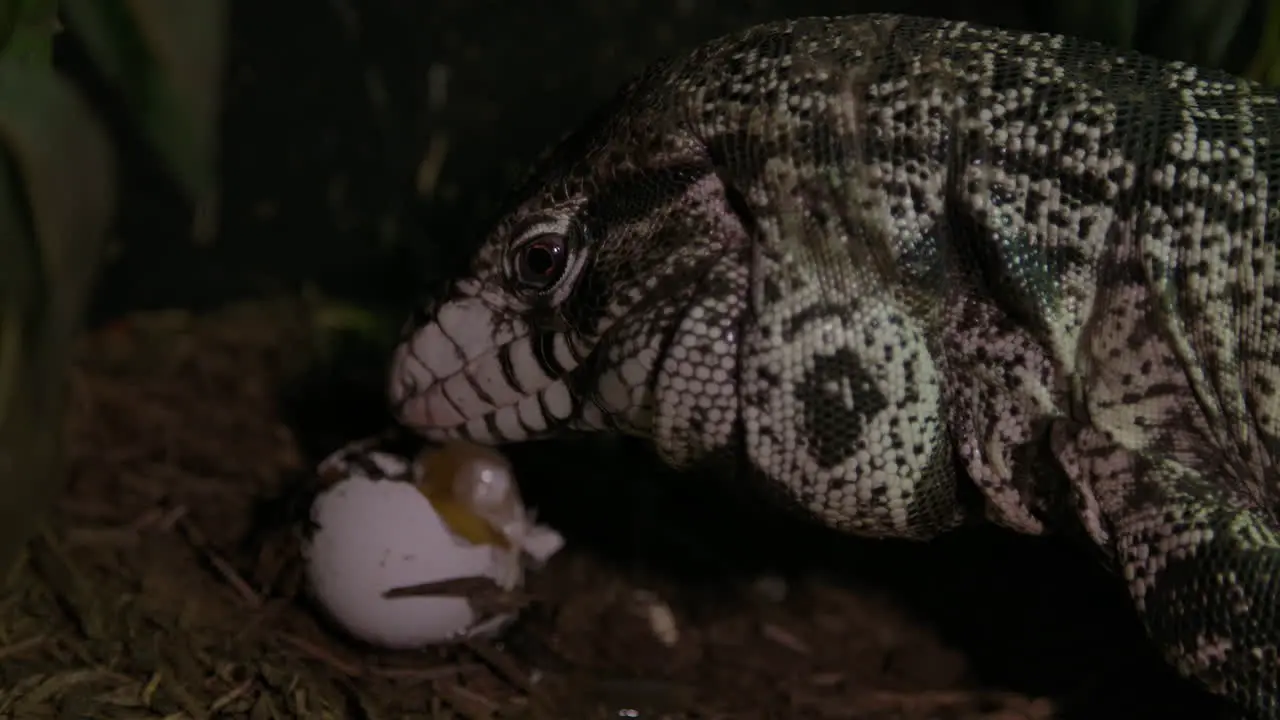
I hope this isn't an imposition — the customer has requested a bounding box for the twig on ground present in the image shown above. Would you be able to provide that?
[175,514,262,609]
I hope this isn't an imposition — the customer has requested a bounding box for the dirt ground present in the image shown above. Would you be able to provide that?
[0,298,1228,719]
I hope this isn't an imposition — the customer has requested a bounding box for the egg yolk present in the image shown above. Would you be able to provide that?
[415,444,512,549]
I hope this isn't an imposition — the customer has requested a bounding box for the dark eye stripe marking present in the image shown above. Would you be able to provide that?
[533,330,568,377]
[497,343,529,395]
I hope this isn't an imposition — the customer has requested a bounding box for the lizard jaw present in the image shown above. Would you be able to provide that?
[388,296,585,444]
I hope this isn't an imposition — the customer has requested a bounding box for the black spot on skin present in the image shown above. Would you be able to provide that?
[796,348,889,468]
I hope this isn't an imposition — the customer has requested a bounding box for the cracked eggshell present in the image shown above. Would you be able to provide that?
[302,450,521,650]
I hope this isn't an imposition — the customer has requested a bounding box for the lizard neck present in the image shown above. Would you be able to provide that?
[571,245,752,472]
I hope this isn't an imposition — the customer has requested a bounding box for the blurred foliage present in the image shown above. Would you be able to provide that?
[1247,1,1280,85]
[0,0,226,575]
[1034,0,1280,84]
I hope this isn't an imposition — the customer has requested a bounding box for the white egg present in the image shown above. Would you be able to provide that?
[302,449,522,650]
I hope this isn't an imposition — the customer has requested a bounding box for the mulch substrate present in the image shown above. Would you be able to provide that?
[0,298,1222,719]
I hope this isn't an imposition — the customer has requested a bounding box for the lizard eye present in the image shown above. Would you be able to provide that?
[511,233,569,292]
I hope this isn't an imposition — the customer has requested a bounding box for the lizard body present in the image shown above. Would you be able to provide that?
[387,14,1280,717]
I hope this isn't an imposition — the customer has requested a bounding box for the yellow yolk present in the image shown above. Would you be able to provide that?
[415,443,512,549]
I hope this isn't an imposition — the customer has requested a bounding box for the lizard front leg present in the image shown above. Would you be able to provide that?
[927,284,1280,717]
[1053,420,1280,719]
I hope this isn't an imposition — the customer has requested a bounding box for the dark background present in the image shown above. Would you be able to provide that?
[83,0,1088,322]
[81,0,1270,320]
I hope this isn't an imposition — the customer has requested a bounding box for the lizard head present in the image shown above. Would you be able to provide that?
[388,72,753,447]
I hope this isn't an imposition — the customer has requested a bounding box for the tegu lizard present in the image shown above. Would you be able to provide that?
[386,14,1280,718]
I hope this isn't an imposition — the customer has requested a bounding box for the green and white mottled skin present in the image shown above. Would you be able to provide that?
[387,14,1280,717]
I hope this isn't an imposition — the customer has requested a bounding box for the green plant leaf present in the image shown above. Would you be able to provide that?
[60,0,226,202]
[0,153,34,428]
[0,0,59,63]
[0,57,114,313]
[1245,0,1280,84]
[1144,0,1254,70]
[0,54,115,574]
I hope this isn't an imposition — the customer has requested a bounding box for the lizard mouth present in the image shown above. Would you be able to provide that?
[388,296,582,444]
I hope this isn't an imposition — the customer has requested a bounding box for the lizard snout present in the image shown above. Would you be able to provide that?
[389,297,581,444]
